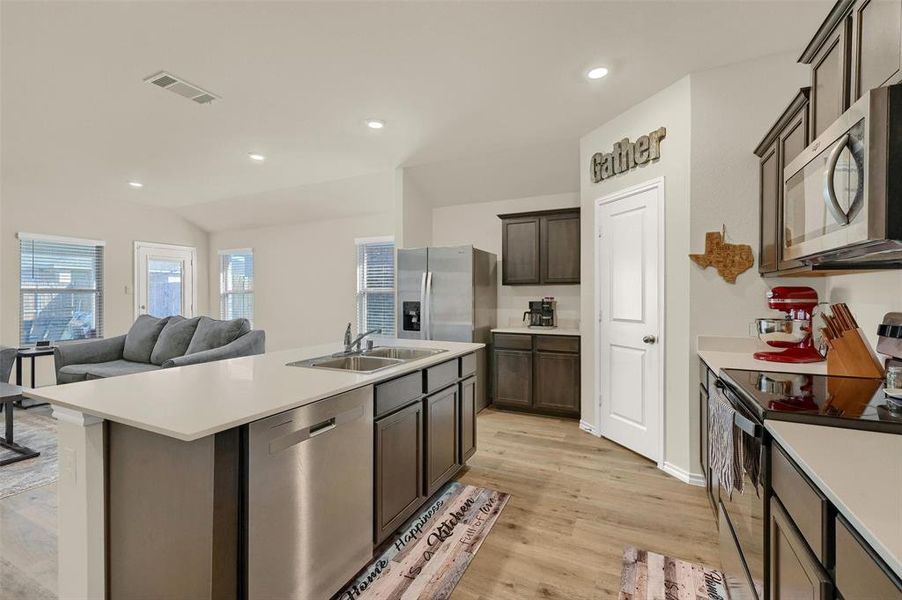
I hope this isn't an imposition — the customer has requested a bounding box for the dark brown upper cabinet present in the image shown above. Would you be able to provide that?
[541,211,580,284]
[754,88,810,276]
[852,0,902,100]
[799,0,902,138]
[499,208,580,285]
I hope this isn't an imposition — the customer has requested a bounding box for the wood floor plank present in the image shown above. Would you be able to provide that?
[451,409,718,600]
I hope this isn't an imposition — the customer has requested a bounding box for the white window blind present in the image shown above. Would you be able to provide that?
[220,249,254,325]
[356,238,395,336]
[19,234,104,345]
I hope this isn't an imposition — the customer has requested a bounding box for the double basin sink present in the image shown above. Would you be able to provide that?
[288,346,447,373]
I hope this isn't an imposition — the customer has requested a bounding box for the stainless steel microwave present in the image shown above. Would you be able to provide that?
[782,84,902,266]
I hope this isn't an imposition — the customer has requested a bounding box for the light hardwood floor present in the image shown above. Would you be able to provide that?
[0,408,717,599]
[452,408,719,599]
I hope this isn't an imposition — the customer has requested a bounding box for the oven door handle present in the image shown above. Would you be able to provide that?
[714,380,762,437]
[733,411,761,437]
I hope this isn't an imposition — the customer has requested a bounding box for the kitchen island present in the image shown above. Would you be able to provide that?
[26,337,483,600]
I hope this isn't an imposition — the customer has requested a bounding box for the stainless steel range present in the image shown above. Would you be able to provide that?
[712,367,902,600]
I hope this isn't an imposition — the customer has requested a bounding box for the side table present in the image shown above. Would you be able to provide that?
[0,382,41,466]
[16,346,55,389]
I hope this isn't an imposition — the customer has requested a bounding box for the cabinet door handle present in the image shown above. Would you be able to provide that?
[642,335,657,344]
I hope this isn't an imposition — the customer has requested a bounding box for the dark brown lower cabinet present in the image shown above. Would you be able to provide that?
[769,497,833,599]
[533,351,579,414]
[835,514,902,599]
[492,333,580,418]
[374,400,425,545]
[425,384,461,497]
[493,349,532,408]
[460,376,477,463]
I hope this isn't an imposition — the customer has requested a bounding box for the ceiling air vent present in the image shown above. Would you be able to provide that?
[144,71,219,105]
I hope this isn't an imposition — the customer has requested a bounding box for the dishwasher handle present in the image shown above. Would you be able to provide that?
[268,405,364,455]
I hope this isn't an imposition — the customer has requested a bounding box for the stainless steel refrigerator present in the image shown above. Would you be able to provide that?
[397,245,496,410]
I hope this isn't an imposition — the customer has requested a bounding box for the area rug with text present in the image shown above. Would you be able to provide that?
[620,546,728,600]
[336,482,510,600]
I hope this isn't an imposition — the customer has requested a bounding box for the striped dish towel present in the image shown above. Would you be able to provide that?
[708,388,743,498]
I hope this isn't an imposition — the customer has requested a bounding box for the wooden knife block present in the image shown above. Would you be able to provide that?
[826,328,885,378]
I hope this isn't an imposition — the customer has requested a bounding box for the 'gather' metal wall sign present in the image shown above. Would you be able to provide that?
[590,126,666,183]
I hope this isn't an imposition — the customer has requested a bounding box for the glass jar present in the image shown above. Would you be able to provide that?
[886,366,902,391]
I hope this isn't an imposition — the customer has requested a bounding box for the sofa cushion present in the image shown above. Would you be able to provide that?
[57,365,90,384]
[150,316,200,366]
[185,317,251,355]
[59,360,161,382]
[123,315,170,363]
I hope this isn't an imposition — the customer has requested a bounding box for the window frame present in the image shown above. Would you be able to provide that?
[219,247,254,326]
[355,236,396,336]
[18,232,106,346]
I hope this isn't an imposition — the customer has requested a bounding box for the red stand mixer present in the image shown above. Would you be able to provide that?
[753,286,825,363]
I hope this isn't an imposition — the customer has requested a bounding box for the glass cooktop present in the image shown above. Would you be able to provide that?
[720,369,902,434]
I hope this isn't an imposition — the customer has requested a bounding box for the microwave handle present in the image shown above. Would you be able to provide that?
[824,133,851,226]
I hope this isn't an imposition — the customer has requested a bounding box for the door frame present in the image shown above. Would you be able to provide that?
[593,176,666,468]
[133,241,198,320]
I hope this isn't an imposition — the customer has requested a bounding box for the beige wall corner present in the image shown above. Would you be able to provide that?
[579,75,693,473]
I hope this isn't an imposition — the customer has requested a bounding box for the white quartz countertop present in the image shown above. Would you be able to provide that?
[25,338,482,442]
[766,420,902,579]
[491,327,581,337]
[697,335,828,376]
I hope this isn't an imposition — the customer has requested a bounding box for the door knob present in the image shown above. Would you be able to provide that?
[642,335,657,344]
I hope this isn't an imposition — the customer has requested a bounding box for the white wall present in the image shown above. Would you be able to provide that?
[687,53,823,472]
[578,52,826,477]
[432,193,580,328]
[1,186,211,385]
[209,212,395,352]
[580,76,693,472]
[399,171,434,249]
[826,272,902,349]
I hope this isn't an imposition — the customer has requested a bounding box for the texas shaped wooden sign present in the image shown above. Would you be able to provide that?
[689,231,754,284]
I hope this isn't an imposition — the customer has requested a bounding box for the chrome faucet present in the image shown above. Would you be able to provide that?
[343,323,382,354]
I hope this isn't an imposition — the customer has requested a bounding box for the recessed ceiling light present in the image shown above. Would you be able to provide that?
[586,66,609,80]
[248,153,265,161]
[128,181,144,188]
[366,119,385,130]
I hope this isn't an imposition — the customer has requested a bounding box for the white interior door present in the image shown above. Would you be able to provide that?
[595,178,664,463]
[135,242,197,319]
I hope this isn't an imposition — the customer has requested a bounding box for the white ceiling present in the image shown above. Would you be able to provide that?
[1,1,830,231]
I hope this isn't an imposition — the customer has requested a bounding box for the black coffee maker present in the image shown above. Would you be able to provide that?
[523,298,557,328]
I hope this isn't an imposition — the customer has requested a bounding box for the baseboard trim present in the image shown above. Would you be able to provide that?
[661,461,705,487]
[578,419,599,436]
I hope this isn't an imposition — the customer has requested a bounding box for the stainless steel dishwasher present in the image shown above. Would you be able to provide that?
[246,386,373,599]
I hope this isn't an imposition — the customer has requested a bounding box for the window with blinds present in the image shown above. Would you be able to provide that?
[220,249,254,325]
[356,238,395,336]
[19,234,105,345]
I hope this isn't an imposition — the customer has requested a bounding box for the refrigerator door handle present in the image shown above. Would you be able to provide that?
[425,271,434,340]
[418,272,428,340]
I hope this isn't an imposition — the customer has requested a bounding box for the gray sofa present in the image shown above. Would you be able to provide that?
[54,315,265,384]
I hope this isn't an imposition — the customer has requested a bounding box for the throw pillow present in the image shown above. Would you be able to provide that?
[185,316,251,355]
[150,316,201,366]
[123,315,170,363]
